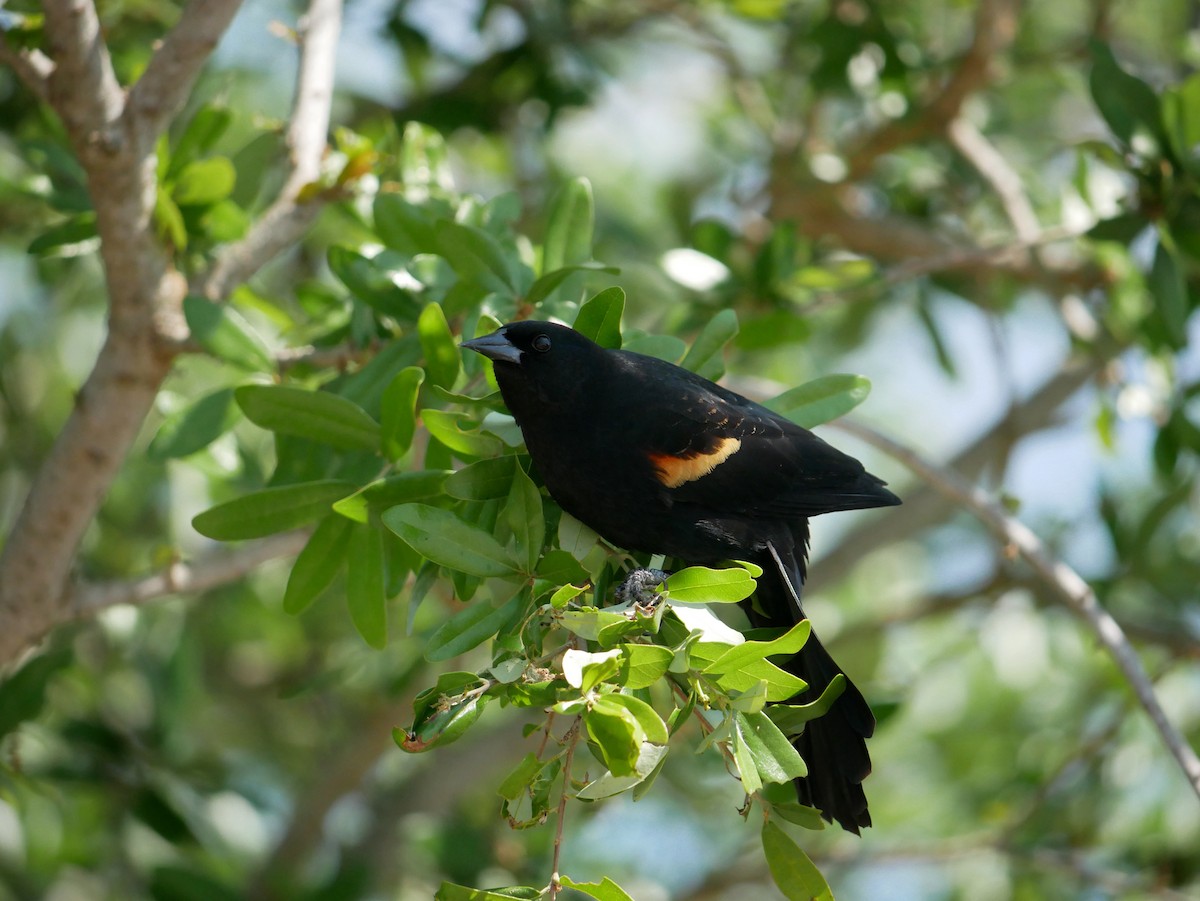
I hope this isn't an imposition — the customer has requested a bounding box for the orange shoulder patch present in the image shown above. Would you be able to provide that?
[648,437,742,488]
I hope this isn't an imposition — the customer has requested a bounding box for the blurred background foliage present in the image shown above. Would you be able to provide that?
[2,0,1200,898]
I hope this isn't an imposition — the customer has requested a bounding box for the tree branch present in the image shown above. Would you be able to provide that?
[845,0,1019,179]
[125,0,246,140]
[809,351,1106,591]
[42,0,122,140]
[198,0,343,301]
[831,419,1200,806]
[68,532,310,616]
[947,117,1041,243]
[0,41,54,104]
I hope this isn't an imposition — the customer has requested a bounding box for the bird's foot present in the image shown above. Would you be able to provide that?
[614,568,670,607]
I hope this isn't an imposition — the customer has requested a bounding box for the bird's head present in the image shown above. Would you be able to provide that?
[461,320,606,410]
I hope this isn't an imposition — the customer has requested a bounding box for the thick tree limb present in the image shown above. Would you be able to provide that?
[199,0,342,300]
[0,0,342,668]
[125,0,246,140]
[832,419,1200,805]
[42,0,122,139]
[69,532,310,616]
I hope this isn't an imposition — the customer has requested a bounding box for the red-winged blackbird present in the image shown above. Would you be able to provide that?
[463,320,900,833]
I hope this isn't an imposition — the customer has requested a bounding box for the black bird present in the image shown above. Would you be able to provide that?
[462,320,900,833]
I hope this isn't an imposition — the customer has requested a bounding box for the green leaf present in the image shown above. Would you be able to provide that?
[761,820,835,901]
[236,385,381,453]
[155,187,187,249]
[283,514,353,614]
[664,565,757,604]
[731,716,762,794]
[504,465,544,571]
[575,742,669,800]
[27,212,97,255]
[735,711,807,784]
[558,876,636,901]
[680,309,739,379]
[346,524,387,648]
[704,620,811,676]
[765,375,872,429]
[562,649,624,691]
[192,480,355,540]
[401,673,492,753]
[573,287,625,348]
[436,220,518,295]
[620,644,673,690]
[604,693,669,745]
[147,388,239,460]
[400,122,453,190]
[374,193,439,254]
[497,752,544,801]
[434,885,540,901]
[558,608,629,641]
[445,456,516,500]
[771,801,827,831]
[543,176,594,272]
[184,295,273,372]
[327,245,420,320]
[172,156,236,206]
[418,302,461,390]
[423,591,526,661]
[1150,241,1189,349]
[1089,41,1165,148]
[766,674,847,735]
[382,503,518,577]
[333,470,451,523]
[586,697,643,777]
[169,106,232,178]
[421,409,505,458]
[380,367,425,461]
[524,263,619,307]
[0,648,73,740]
[1163,73,1200,172]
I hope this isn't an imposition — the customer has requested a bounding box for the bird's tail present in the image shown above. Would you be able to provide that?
[747,539,875,834]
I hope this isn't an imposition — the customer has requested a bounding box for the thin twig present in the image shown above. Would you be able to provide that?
[68,531,310,616]
[198,0,343,301]
[125,0,246,140]
[845,0,1019,179]
[548,718,581,901]
[831,419,1200,805]
[947,117,1041,243]
[0,41,54,103]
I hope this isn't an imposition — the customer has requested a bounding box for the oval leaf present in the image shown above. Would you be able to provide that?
[765,375,871,429]
[284,514,353,615]
[236,384,381,453]
[148,388,240,460]
[347,523,387,648]
[382,503,518,577]
[192,480,355,540]
[183,295,273,372]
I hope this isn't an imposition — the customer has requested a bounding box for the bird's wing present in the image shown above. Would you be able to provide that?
[627,367,896,518]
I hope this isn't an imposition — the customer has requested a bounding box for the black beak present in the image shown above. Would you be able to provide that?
[461,329,522,365]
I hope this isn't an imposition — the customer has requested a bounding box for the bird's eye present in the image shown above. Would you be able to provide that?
[532,334,552,353]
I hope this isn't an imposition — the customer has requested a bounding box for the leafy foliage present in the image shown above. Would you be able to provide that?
[3,2,1200,900]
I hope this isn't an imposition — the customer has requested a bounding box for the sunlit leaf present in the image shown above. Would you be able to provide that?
[283,513,353,614]
[761,820,835,901]
[382,503,518,577]
[236,385,381,452]
[192,481,354,540]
